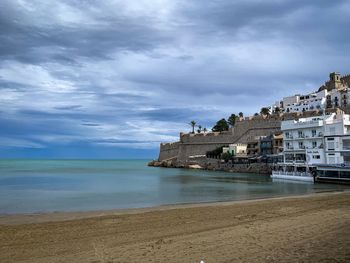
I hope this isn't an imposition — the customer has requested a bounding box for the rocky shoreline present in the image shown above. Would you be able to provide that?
[148,159,272,174]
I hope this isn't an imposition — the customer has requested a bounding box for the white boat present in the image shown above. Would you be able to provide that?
[271,170,314,182]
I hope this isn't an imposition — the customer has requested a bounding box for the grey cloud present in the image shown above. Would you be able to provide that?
[0,1,172,64]
[0,0,350,154]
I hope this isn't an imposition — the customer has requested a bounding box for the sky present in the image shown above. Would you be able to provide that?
[1,0,350,159]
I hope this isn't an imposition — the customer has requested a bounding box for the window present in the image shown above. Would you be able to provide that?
[328,142,335,150]
[312,155,320,159]
[312,130,317,137]
[312,141,317,148]
[285,132,289,138]
[343,139,350,150]
[299,142,304,149]
[298,131,303,138]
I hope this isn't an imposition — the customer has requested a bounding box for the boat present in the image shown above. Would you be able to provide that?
[271,164,315,183]
[315,164,350,184]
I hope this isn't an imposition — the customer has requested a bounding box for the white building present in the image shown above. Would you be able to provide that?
[282,90,327,113]
[282,115,328,166]
[272,112,350,182]
[323,114,350,164]
[326,88,350,108]
[222,143,247,156]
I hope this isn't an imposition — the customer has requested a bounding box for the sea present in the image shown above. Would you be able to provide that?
[0,159,348,214]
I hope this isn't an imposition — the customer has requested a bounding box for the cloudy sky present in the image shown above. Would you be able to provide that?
[1,0,349,159]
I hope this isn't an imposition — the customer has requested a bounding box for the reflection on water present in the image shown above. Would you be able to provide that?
[0,159,348,214]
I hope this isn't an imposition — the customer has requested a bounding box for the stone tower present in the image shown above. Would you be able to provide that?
[326,72,342,90]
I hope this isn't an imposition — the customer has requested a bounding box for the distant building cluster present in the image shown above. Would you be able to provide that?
[271,72,350,114]
[222,132,283,159]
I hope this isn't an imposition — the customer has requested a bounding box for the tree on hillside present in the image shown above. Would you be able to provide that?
[189,120,196,133]
[254,113,259,116]
[203,127,208,133]
[260,107,270,116]
[212,118,229,132]
[239,112,244,118]
[227,114,237,127]
[197,125,202,133]
[274,107,281,115]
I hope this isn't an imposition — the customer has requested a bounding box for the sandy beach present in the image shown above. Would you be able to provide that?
[1,191,349,263]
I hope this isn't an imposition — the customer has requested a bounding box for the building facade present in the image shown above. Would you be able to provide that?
[222,143,247,157]
[282,115,328,166]
[323,114,350,164]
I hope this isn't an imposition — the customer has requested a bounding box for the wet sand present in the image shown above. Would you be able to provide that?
[1,191,349,263]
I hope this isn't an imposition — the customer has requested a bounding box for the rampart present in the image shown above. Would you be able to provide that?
[341,74,350,86]
[158,142,180,161]
[158,116,282,163]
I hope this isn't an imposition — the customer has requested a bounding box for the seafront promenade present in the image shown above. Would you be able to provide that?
[1,191,349,263]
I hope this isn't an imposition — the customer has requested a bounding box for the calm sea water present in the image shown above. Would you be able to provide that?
[0,159,348,214]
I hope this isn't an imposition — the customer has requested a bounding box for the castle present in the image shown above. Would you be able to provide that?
[156,72,350,167]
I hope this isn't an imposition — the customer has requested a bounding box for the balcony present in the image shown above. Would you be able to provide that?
[281,119,324,130]
[342,146,350,151]
[284,160,306,164]
[311,132,323,138]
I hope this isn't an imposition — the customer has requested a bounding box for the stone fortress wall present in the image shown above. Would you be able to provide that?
[158,115,282,163]
[158,142,180,161]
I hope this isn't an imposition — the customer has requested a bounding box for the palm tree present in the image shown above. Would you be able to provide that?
[260,107,270,116]
[239,112,244,118]
[189,120,196,133]
[197,125,202,133]
[227,114,237,127]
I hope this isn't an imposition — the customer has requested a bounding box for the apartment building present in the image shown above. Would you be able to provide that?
[323,114,350,164]
[282,115,327,165]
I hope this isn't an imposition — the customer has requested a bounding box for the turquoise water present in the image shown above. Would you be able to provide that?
[0,159,348,214]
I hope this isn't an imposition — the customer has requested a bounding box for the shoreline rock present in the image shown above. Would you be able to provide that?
[148,159,271,174]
